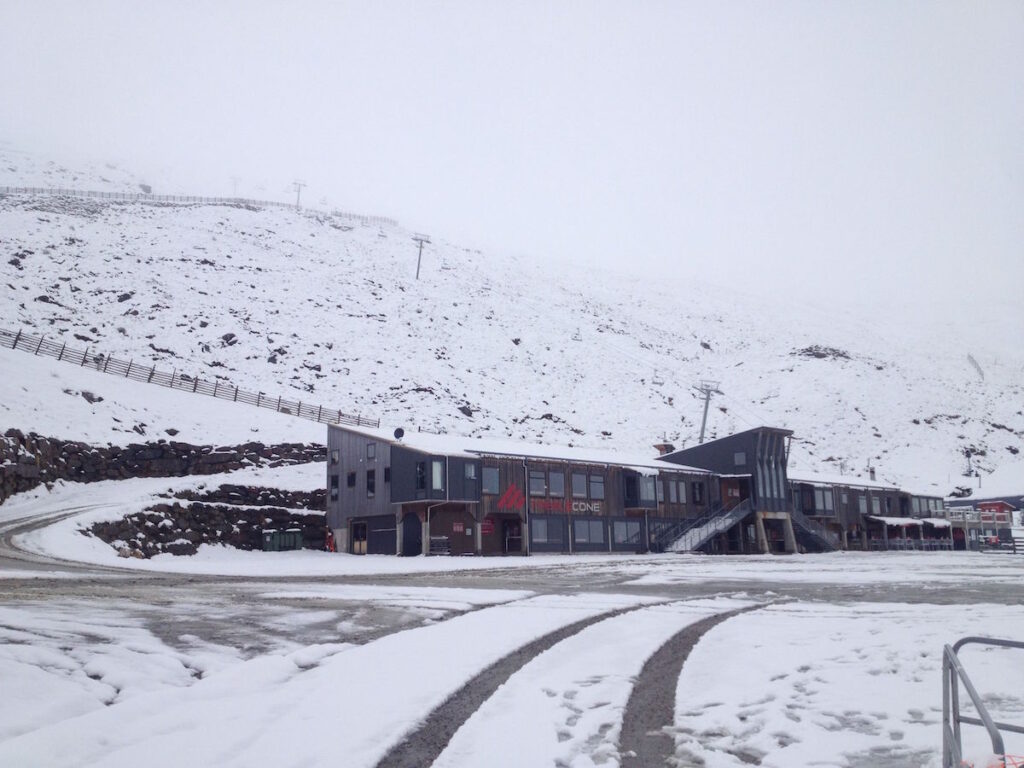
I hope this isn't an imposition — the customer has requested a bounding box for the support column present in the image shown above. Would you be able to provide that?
[840,527,848,550]
[754,511,769,554]
[422,511,430,556]
[395,513,403,556]
[782,514,798,554]
[860,527,868,550]
[882,524,889,551]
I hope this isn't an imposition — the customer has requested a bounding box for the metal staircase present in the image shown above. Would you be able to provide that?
[790,507,841,552]
[662,499,752,553]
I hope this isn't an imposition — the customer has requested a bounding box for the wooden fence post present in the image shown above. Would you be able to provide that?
[233,386,238,402]
[213,381,219,397]
[102,356,110,373]
[11,329,20,349]
[34,335,45,354]
[147,366,156,383]
[256,392,262,407]
[171,371,176,388]
[317,405,323,422]
[80,347,89,366]
[57,343,66,361]
[193,376,199,392]
[126,360,133,377]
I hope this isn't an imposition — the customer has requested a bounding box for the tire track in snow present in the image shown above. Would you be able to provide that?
[374,602,652,768]
[619,604,764,768]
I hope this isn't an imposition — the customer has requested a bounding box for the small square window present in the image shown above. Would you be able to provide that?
[529,470,546,496]
[366,443,376,460]
[734,451,746,466]
[330,449,339,465]
[465,463,477,480]
[346,472,356,488]
[589,474,605,500]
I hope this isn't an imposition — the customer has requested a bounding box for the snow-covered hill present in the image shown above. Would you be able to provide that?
[2,147,1021,496]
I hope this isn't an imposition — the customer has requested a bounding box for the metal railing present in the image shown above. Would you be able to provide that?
[790,507,841,551]
[0,185,398,227]
[1,327,379,430]
[663,499,752,553]
[943,637,1024,768]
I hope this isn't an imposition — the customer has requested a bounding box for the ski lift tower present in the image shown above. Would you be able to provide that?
[693,380,722,444]
[412,234,431,280]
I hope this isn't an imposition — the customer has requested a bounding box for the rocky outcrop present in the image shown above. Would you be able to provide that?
[0,429,325,504]
[88,500,326,558]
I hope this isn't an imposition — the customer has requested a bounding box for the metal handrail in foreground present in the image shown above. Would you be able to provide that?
[943,636,1024,768]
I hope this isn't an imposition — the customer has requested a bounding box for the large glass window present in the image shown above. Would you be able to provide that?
[366,469,375,498]
[415,462,426,491]
[639,476,656,503]
[549,471,565,497]
[431,460,444,491]
[858,494,867,515]
[668,480,678,504]
[589,474,605,500]
[691,481,705,505]
[573,519,605,544]
[532,517,562,544]
[613,520,642,544]
[482,467,499,494]
[656,479,664,503]
[529,469,546,496]
[678,480,686,504]
[572,472,587,498]
[872,496,881,515]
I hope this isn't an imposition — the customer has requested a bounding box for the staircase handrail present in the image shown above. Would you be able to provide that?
[790,507,841,551]
[669,498,753,553]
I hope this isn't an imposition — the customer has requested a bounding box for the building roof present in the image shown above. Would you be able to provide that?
[330,423,711,475]
[788,471,900,492]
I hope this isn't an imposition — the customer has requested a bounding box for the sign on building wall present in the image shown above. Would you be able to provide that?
[497,483,602,514]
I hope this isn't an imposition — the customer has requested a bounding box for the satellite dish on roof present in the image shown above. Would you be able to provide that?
[394,427,405,440]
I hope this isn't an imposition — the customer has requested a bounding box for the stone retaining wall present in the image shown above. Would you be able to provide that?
[0,428,325,504]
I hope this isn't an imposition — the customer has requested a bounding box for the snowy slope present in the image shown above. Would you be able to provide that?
[1,147,1022,495]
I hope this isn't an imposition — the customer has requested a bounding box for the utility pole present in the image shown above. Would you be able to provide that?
[693,380,722,444]
[292,180,306,210]
[412,234,431,279]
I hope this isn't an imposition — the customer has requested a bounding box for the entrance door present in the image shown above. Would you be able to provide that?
[503,519,522,554]
[402,512,422,557]
[351,522,367,555]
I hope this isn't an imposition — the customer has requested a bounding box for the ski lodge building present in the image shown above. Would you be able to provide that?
[326,423,963,556]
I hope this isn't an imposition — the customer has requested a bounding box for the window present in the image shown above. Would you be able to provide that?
[841,492,848,506]
[589,474,605,500]
[549,471,565,498]
[330,449,339,465]
[656,479,664,503]
[431,460,444,491]
[639,476,656,503]
[366,443,376,460]
[859,494,868,515]
[572,472,587,498]
[384,466,391,483]
[464,463,477,480]
[532,517,562,544]
[872,496,881,515]
[678,481,686,504]
[366,469,375,498]
[613,520,642,545]
[347,472,356,488]
[529,469,546,496]
[573,519,605,544]
[330,474,339,500]
[415,462,426,491]
[734,451,746,466]
[691,481,705,505]
[814,488,825,511]
[824,490,834,511]
[482,467,500,495]
[668,480,678,504]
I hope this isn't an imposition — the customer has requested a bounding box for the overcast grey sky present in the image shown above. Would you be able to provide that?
[2,1,1022,312]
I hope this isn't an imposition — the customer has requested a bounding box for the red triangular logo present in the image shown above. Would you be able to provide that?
[497,483,525,511]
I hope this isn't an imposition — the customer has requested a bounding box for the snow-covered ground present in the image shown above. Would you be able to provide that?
[2,146,1022,494]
